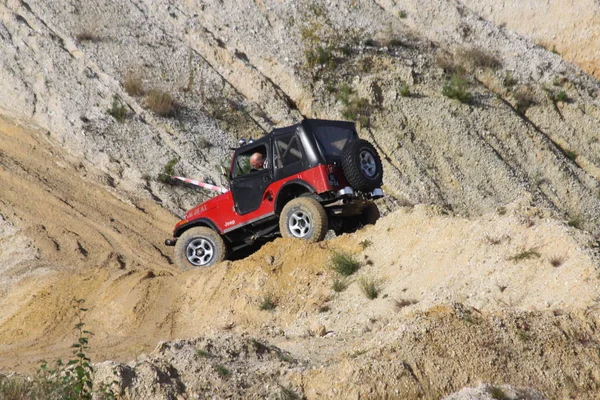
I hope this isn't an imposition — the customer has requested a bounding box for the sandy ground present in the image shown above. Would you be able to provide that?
[0,116,599,399]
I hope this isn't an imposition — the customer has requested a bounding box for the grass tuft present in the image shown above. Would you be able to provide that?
[146,89,175,117]
[157,158,178,183]
[107,97,127,122]
[329,251,361,276]
[358,276,381,300]
[508,247,541,263]
[442,69,473,104]
[549,255,565,267]
[331,277,349,292]
[214,364,231,378]
[123,71,144,96]
[259,294,277,311]
[196,349,210,358]
[568,215,582,229]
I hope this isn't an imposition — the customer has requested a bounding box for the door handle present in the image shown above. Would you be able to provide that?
[263,174,272,182]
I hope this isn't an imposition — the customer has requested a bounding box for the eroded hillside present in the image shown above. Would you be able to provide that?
[1,0,599,228]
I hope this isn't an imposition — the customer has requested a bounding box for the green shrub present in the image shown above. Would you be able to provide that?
[398,10,407,18]
[399,82,410,97]
[442,70,473,104]
[157,158,178,183]
[259,294,277,311]
[214,365,231,378]
[568,215,582,229]
[555,90,569,103]
[107,97,127,122]
[329,251,360,276]
[305,45,336,69]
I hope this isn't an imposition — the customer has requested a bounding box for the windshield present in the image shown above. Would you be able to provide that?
[313,126,357,162]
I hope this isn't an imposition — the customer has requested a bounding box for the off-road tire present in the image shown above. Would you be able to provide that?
[361,201,380,225]
[279,197,328,242]
[174,226,227,269]
[341,139,383,192]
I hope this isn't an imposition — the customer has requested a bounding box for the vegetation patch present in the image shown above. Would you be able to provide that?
[336,83,372,126]
[123,71,144,96]
[457,47,502,70]
[329,251,361,276]
[399,82,411,97]
[359,239,373,249]
[442,69,473,104]
[568,215,582,229]
[508,247,541,263]
[331,277,349,292]
[490,386,509,400]
[259,294,277,311]
[145,89,176,117]
[107,96,127,122]
[358,276,381,300]
[513,86,536,114]
[214,364,231,378]
[157,158,178,184]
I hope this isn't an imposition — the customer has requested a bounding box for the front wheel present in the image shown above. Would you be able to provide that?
[279,197,328,242]
[174,226,227,269]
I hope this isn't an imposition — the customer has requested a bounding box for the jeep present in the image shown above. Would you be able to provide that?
[165,119,384,269]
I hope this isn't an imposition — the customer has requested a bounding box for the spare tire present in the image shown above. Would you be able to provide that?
[341,139,383,192]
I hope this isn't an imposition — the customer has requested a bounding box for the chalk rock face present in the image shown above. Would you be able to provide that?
[461,0,600,79]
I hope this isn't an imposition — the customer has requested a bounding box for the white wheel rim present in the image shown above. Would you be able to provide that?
[359,150,377,178]
[186,238,214,266]
[288,210,311,238]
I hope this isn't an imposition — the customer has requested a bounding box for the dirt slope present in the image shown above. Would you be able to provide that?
[1,118,599,399]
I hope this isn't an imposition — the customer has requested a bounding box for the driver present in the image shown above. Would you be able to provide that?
[250,152,265,171]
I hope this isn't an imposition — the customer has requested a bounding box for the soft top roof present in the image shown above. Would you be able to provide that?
[237,119,357,152]
[271,119,356,137]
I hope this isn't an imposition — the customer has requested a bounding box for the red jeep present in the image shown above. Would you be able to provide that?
[165,119,384,268]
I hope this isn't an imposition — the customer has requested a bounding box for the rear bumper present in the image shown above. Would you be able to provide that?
[336,186,384,199]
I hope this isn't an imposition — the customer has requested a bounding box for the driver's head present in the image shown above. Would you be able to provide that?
[250,152,264,169]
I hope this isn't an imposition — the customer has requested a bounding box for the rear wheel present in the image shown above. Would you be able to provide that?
[341,139,383,192]
[279,197,328,242]
[174,227,227,269]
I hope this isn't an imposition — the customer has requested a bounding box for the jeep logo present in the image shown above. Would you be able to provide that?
[224,220,236,227]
